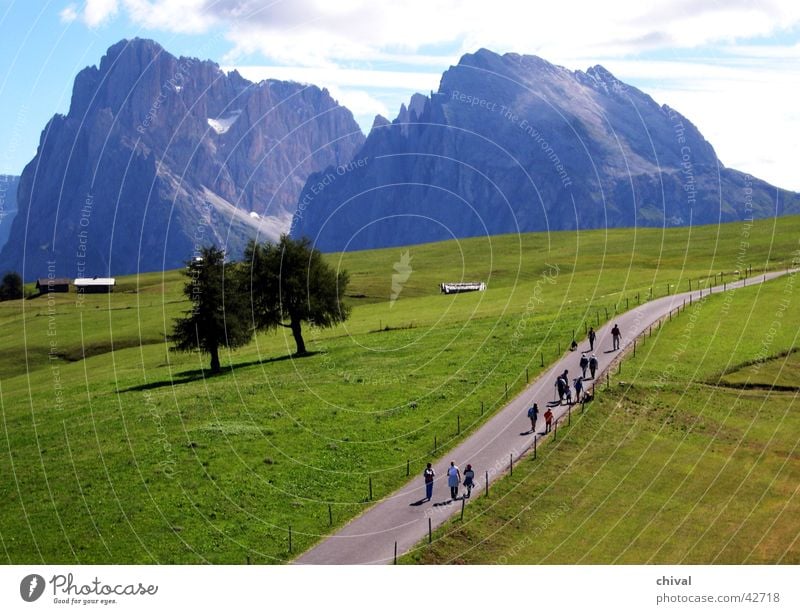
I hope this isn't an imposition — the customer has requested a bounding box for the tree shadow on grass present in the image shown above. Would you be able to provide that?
[121,351,320,392]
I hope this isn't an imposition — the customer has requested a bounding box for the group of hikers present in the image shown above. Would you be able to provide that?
[424,461,475,501]
[556,324,622,405]
[422,324,624,502]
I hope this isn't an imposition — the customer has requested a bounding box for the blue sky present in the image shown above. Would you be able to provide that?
[1,0,799,190]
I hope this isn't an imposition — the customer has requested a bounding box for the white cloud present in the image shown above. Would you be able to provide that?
[607,61,800,191]
[83,0,119,28]
[326,88,389,120]
[73,0,800,65]
[120,0,216,33]
[59,4,79,23]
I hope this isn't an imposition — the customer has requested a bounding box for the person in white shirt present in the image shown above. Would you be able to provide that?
[447,461,461,500]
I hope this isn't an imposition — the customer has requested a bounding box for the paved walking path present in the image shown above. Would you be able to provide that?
[295,270,792,564]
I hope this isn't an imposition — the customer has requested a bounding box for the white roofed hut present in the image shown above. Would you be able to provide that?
[440,282,486,294]
[74,277,116,294]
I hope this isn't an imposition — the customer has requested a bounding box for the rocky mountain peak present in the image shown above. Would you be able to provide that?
[1,39,365,278]
[292,48,799,252]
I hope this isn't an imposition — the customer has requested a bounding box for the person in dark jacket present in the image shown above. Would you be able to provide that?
[588,327,596,350]
[573,377,584,403]
[423,463,435,501]
[611,324,621,350]
[580,353,589,378]
[527,402,539,432]
[463,464,475,498]
[589,354,598,379]
[555,376,566,403]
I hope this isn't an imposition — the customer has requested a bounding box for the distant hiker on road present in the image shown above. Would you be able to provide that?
[423,463,435,501]
[589,354,598,379]
[588,327,596,350]
[579,353,589,378]
[573,377,584,403]
[463,464,475,498]
[544,408,553,433]
[555,375,566,403]
[527,402,539,432]
[447,461,461,500]
[612,324,621,350]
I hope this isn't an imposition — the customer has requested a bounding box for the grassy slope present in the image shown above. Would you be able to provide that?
[406,274,800,564]
[0,217,798,563]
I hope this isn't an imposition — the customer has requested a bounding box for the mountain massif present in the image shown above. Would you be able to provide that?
[0,39,363,279]
[292,49,799,251]
[0,175,19,253]
[3,43,797,277]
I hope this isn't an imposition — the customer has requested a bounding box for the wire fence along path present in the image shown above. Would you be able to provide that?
[294,269,795,564]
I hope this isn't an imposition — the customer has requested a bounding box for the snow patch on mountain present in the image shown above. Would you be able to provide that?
[207,110,242,135]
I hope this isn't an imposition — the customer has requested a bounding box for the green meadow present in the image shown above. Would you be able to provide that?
[406,273,800,564]
[0,217,798,563]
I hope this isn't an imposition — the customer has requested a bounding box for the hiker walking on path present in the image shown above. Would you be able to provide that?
[589,353,598,378]
[423,463,435,501]
[527,402,539,433]
[555,375,566,403]
[447,461,461,500]
[544,408,553,433]
[573,377,584,403]
[612,324,621,350]
[580,353,589,378]
[588,327,596,351]
[463,464,475,499]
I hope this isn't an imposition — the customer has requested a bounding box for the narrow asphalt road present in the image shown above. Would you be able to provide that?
[295,270,792,564]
